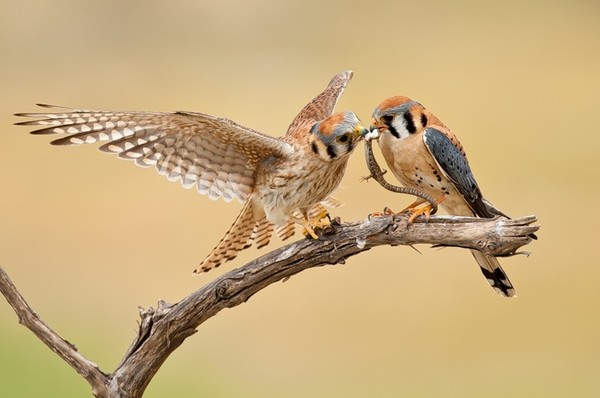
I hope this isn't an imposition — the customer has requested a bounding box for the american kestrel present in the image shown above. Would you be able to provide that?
[369,96,535,297]
[16,71,368,273]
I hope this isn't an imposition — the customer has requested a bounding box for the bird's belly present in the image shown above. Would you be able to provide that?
[257,159,345,224]
[387,149,470,214]
[258,175,307,224]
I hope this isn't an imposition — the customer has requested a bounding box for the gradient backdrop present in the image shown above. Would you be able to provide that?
[1,1,599,397]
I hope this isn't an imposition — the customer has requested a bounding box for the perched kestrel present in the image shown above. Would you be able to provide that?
[16,71,368,273]
[369,96,535,297]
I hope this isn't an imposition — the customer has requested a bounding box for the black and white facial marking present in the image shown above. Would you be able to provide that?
[311,141,319,155]
[377,101,428,141]
[309,111,364,161]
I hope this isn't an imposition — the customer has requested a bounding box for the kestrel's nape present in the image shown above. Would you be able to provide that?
[370,96,536,297]
[16,70,368,273]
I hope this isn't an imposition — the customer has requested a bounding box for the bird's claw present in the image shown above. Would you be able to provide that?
[368,206,396,218]
[302,210,335,239]
[406,204,434,223]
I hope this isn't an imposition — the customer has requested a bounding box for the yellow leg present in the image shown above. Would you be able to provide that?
[399,198,427,214]
[308,207,331,229]
[368,206,399,218]
[295,207,334,239]
[369,199,427,218]
[295,216,319,239]
[405,195,446,223]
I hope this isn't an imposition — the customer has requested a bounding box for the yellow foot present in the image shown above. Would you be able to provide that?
[302,225,319,239]
[309,208,331,228]
[368,206,396,218]
[404,195,446,223]
[406,204,434,223]
[296,214,322,240]
[299,208,334,239]
[399,200,426,214]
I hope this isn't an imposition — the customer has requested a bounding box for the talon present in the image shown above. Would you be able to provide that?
[295,215,321,240]
[403,195,446,223]
[407,205,433,223]
[382,206,395,215]
[303,226,319,239]
[298,208,333,239]
[309,210,331,229]
[399,199,425,214]
[330,216,342,226]
[384,223,398,234]
[368,206,396,218]
[312,220,332,229]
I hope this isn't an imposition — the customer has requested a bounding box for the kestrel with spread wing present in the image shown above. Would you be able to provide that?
[369,96,536,297]
[16,71,368,273]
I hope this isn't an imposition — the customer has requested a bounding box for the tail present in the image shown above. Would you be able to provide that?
[195,200,271,273]
[195,196,343,273]
[471,250,516,297]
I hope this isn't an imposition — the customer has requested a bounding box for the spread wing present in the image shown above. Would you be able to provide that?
[285,70,353,135]
[15,104,294,203]
[422,127,492,218]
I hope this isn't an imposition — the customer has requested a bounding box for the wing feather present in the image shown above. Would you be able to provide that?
[15,105,293,203]
[286,70,353,136]
[422,127,492,218]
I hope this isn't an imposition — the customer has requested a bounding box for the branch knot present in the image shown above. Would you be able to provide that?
[215,278,235,300]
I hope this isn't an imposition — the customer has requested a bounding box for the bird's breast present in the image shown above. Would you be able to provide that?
[379,132,470,214]
[255,154,348,224]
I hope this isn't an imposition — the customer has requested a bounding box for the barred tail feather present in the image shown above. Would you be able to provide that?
[195,200,260,273]
[275,221,295,241]
[196,195,342,273]
[251,217,274,249]
[471,250,516,297]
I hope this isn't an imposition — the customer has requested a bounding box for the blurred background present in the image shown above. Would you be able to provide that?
[1,1,599,397]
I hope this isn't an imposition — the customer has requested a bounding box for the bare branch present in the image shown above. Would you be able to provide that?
[110,213,538,396]
[0,213,539,397]
[0,267,110,397]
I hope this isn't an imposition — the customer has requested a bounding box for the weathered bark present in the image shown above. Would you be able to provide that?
[0,213,539,397]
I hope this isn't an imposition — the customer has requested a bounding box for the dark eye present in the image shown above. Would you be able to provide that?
[336,133,350,143]
[382,114,394,123]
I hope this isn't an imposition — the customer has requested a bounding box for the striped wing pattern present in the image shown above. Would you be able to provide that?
[16,105,293,204]
[286,70,353,136]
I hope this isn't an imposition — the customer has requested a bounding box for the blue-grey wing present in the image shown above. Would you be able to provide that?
[422,127,492,218]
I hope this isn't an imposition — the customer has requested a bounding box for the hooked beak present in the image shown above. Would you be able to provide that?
[353,124,370,141]
[365,117,384,141]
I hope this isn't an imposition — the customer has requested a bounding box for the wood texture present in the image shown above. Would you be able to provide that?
[0,213,539,397]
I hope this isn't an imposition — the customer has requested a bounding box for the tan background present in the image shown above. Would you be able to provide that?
[1,1,599,397]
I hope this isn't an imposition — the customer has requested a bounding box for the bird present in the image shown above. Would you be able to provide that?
[15,70,368,273]
[369,95,535,297]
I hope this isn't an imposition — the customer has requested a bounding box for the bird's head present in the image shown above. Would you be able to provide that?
[309,111,368,161]
[370,96,429,141]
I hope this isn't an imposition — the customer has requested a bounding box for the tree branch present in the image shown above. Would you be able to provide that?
[0,267,110,397]
[0,213,539,397]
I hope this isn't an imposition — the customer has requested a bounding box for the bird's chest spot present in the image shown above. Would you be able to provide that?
[408,165,452,196]
[382,136,454,198]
